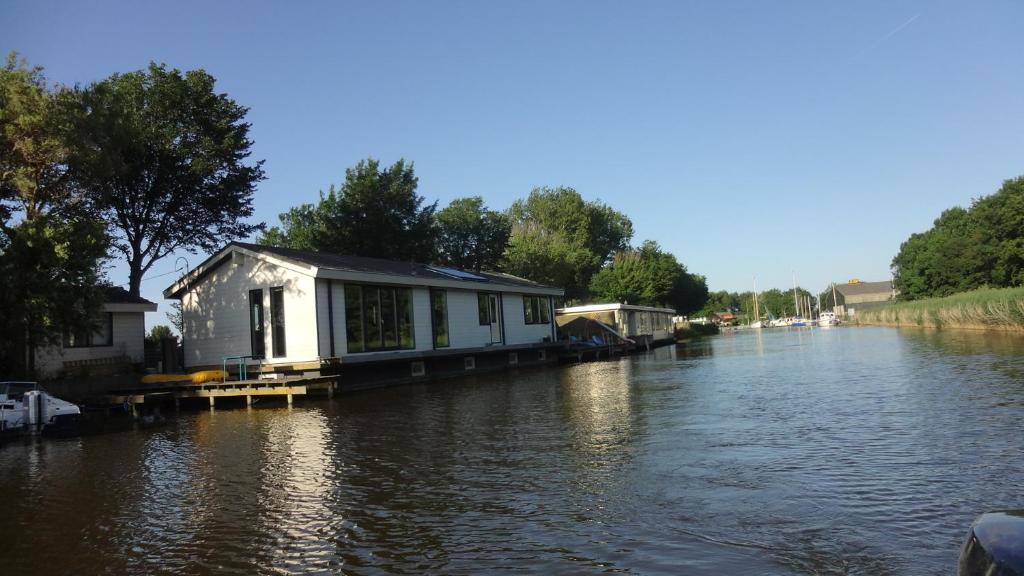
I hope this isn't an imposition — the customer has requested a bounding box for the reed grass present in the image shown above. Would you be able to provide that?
[853,286,1024,331]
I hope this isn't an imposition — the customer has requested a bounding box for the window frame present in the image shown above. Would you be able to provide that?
[477,293,490,325]
[270,286,286,358]
[430,288,450,349]
[344,284,364,353]
[249,288,266,359]
[523,295,551,325]
[345,284,416,353]
[62,313,114,348]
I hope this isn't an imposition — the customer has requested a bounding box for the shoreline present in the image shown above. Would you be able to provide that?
[852,286,1024,333]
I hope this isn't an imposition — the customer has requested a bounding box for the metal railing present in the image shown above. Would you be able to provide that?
[221,356,263,383]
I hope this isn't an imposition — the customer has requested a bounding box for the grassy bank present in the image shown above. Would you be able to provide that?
[674,322,720,338]
[854,286,1024,331]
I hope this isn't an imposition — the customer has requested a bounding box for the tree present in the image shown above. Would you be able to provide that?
[696,286,814,321]
[166,301,183,335]
[504,187,632,300]
[71,62,265,297]
[0,53,108,377]
[892,206,988,300]
[696,290,740,319]
[436,196,510,271]
[588,240,707,313]
[260,159,437,262]
[146,324,175,344]
[970,176,1024,287]
[890,176,1024,300]
[673,272,710,316]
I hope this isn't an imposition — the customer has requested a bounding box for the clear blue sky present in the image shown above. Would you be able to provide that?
[5,1,1023,327]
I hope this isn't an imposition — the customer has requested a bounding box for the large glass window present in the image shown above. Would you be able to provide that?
[344,284,415,352]
[344,285,364,353]
[249,289,265,358]
[380,287,397,348]
[270,286,286,357]
[431,289,449,348]
[63,313,113,348]
[397,289,414,349]
[523,296,550,325]
[477,293,490,325]
[365,288,381,349]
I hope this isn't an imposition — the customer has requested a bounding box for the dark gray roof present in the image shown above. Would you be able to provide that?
[231,242,557,291]
[103,286,156,305]
[834,280,893,296]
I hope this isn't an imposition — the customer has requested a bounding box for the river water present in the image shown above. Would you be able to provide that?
[2,327,1023,575]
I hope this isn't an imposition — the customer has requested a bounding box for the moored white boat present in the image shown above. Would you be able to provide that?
[819,311,838,327]
[0,382,81,436]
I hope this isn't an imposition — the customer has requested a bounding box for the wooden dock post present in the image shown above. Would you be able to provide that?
[246,395,253,407]
[209,396,215,409]
[286,393,293,406]
[173,397,180,412]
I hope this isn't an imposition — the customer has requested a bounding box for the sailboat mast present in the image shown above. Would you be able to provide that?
[753,277,760,324]
[792,272,800,317]
[832,282,838,314]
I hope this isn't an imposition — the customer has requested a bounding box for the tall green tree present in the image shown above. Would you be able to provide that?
[892,207,988,300]
[970,176,1024,287]
[0,53,108,377]
[71,63,265,296]
[891,176,1024,300]
[436,196,510,271]
[504,187,632,300]
[696,291,740,319]
[260,159,437,262]
[588,240,707,313]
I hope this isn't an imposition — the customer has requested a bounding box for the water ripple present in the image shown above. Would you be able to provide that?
[1,327,1023,574]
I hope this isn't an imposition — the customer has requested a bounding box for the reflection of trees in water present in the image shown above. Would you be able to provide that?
[902,327,1024,357]
[901,328,1024,384]
[676,339,715,359]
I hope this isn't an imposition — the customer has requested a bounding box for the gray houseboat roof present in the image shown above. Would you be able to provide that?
[834,281,894,297]
[164,242,563,298]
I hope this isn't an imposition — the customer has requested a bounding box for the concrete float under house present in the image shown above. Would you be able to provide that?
[163,242,564,389]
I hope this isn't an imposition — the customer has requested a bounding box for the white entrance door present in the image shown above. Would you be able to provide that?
[488,294,502,343]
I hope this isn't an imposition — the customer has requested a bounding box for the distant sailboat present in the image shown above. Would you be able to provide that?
[750,277,765,328]
[820,282,839,326]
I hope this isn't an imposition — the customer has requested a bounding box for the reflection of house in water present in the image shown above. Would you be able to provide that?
[556,303,676,349]
[560,361,636,458]
[163,243,564,388]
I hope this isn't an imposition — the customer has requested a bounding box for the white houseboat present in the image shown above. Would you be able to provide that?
[555,303,677,349]
[163,243,564,388]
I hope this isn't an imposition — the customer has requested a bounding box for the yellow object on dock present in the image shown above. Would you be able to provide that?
[140,370,226,385]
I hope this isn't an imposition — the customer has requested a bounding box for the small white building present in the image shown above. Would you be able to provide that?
[163,243,563,382]
[36,287,157,379]
[555,303,677,346]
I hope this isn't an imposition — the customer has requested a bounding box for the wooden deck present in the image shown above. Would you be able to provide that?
[107,375,337,411]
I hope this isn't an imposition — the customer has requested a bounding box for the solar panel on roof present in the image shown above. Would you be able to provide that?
[426,266,488,282]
